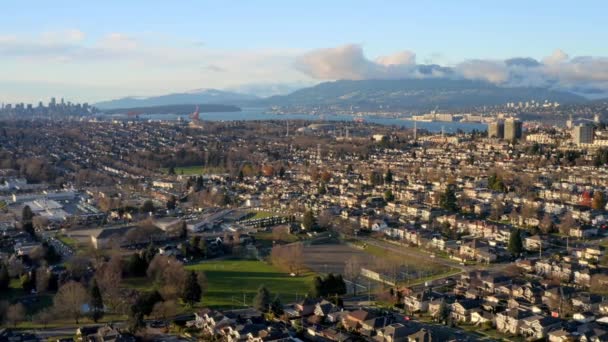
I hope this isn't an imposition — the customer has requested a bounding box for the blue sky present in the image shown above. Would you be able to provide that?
[2,0,608,102]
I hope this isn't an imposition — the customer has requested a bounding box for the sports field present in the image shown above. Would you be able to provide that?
[160,165,225,175]
[185,259,314,308]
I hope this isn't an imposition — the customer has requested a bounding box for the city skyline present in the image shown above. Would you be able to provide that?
[2,0,608,103]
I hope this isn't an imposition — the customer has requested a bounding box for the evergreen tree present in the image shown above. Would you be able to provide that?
[22,205,34,224]
[439,185,458,212]
[0,263,9,291]
[270,296,284,316]
[508,229,523,257]
[166,195,177,210]
[182,271,202,306]
[141,200,155,213]
[302,210,316,230]
[384,169,393,184]
[90,279,104,322]
[384,189,394,202]
[254,285,272,313]
[127,253,148,277]
[310,276,323,298]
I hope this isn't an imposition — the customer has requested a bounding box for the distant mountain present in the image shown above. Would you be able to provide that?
[226,82,313,98]
[259,79,587,110]
[103,104,240,115]
[95,89,258,110]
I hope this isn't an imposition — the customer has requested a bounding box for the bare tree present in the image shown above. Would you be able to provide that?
[147,255,187,300]
[344,256,362,295]
[150,300,178,321]
[53,281,88,324]
[36,267,51,293]
[272,226,291,243]
[95,255,123,311]
[270,243,304,275]
[6,303,25,327]
[34,308,53,328]
[559,213,577,235]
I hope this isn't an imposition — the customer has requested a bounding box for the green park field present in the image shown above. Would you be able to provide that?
[185,260,314,308]
[161,165,225,176]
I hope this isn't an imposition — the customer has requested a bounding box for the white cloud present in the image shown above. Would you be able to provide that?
[295,44,608,96]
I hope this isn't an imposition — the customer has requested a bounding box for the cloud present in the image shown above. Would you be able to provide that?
[295,44,450,80]
[0,30,308,102]
[295,44,608,97]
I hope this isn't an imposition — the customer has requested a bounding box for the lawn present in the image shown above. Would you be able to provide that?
[185,259,314,308]
[56,234,78,248]
[249,211,276,220]
[161,165,225,176]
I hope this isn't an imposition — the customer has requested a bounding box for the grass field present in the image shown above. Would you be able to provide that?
[161,165,226,176]
[249,211,276,220]
[185,260,314,308]
[56,234,78,248]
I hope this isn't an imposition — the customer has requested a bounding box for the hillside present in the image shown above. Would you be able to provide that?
[95,89,257,110]
[259,79,587,110]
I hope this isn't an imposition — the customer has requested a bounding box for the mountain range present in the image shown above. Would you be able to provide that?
[94,89,258,110]
[95,79,590,112]
[259,79,587,110]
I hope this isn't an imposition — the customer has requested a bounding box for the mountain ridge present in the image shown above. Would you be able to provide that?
[257,78,587,111]
[95,89,258,110]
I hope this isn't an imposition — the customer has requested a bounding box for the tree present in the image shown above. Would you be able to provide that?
[131,290,163,317]
[127,253,148,277]
[384,189,394,202]
[21,205,34,224]
[147,255,187,300]
[6,303,25,327]
[488,173,506,192]
[0,263,9,291]
[89,279,104,323]
[384,169,393,184]
[508,229,523,257]
[150,300,178,322]
[592,191,606,210]
[182,271,202,306]
[439,185,458,212]
[54,281,88,324]
[95,255,123,306]
[141,200,155,213]
[540,213,555,234]
[34,308,52,328]
[35,266,52,293]
[344,257,362,295]
[271,296,284,316]
[489,200,505,221]
[270,243,304,275]
[559,213,577,235]
[166,195,177,210]
[20,272,35,293]
[254,285,272,313]
[580,191,592,207]
[302,210,316,230]
[310,274,347,298]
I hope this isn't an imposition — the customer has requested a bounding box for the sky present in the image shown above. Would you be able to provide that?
[2,0,608,103]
